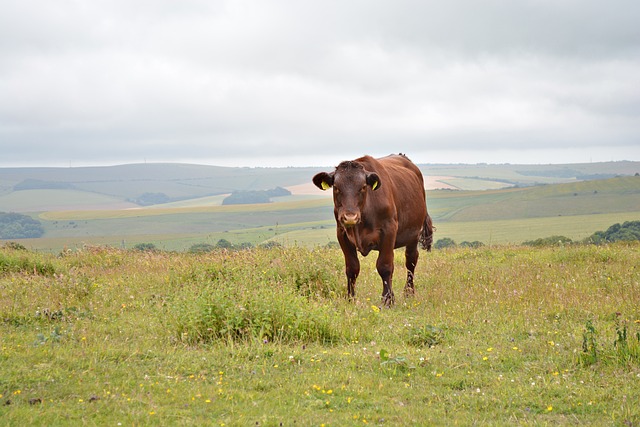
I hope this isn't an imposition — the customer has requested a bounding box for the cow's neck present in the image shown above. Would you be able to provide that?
[343,225,374,256]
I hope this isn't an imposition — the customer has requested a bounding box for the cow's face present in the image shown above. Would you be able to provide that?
[313,161,380,227]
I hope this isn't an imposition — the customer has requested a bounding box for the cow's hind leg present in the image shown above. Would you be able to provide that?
[404,241,419,297]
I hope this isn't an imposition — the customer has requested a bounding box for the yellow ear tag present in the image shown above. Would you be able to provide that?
[372,180,379,190]
[321,181,330,190]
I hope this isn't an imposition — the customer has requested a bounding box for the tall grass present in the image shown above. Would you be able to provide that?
[1,243,639,425]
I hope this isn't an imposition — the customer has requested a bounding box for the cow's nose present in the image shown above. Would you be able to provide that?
[342,213,359,226]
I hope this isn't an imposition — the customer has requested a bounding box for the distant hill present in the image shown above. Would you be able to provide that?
[0,161,638,213]
[0,163,324,212]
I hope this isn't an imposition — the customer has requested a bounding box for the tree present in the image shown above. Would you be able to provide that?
[222,187,292,205]
[134,193,170,206]
[215,239,234,249]
[0,212,45,239]
[586,221,640,244]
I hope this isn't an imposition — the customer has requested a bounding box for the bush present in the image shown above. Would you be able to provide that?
[133,243,157,252]
[188,243,216,253]
[3,241,28,251]
[459,240,484,248]
[259,241,283,249]
[434,238,456,250]
[523,235,573,247]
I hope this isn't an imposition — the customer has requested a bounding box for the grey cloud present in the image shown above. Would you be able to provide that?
[1,0,639,167]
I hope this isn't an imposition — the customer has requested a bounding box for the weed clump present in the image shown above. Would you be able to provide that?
[578,317,640,367]
[0,251,55,276]
[406,324,445,348]
[171,285,342,345]
[167,248,346,345]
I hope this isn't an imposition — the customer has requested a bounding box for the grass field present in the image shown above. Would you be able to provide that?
[1,243,639,425]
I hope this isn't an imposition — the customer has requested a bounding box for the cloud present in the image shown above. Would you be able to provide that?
[1,0,639,167]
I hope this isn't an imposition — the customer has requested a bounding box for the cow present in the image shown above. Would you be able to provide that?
[313,154,434,306]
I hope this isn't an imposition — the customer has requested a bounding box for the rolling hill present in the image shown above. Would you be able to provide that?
[0,161,638,251]
[1,160,638,212]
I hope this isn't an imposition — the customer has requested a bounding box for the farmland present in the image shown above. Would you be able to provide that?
[5,175,639,252]
[0,161,639,251]
[1,243,639,425]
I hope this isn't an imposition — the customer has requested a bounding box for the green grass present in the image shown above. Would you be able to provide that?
[1,243,639,425]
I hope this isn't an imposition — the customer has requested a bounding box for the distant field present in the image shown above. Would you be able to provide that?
[2,169,639,252]
[0,189,137,212]
[1,161,638,212]
[268,212,640,248]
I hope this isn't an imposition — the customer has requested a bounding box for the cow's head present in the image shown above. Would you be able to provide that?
[313,161,381,227]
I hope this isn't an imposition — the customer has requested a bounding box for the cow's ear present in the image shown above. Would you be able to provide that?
[313,172,334,190]
[367,173,381,191]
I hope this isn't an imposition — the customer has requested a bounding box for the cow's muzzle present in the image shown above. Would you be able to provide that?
[340,212,360,227]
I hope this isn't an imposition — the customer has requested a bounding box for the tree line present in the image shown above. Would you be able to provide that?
[434,220,640,249]
[0,212,45,239]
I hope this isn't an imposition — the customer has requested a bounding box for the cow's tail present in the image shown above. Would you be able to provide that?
[419,212,435,251]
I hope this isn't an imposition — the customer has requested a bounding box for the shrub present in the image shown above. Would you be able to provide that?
[523,235,573,247]
[434,238,456,250]
[459,240,484,248]
[133,243,157,252]
[188,243,216,253]
[3,241,28,251]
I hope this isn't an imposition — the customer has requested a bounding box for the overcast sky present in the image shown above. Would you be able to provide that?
[1,0,639,168]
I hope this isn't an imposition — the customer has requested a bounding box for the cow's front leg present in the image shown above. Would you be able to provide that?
[377,249,395,307]
[404,241,419,297]
[338,233,360,300]
[345,252,359,300]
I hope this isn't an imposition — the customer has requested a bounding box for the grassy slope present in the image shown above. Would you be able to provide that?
[429,176,640,222]
[1,244,639,425]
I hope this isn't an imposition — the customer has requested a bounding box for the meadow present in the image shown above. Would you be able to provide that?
[1,242,639,425]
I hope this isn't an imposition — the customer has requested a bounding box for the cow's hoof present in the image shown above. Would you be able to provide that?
[403,286,415,297]
[382,293,395,307]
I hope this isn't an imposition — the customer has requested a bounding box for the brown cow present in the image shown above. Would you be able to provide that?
[313,154,434,306]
